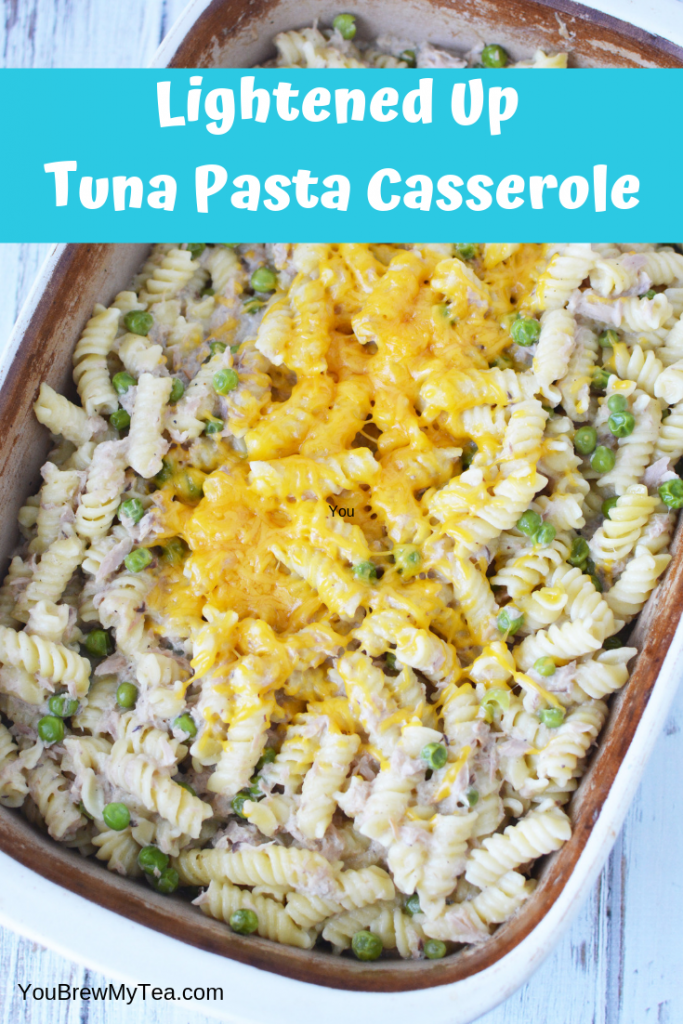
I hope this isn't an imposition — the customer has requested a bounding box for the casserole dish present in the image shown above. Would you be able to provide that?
[1,2,683,1021]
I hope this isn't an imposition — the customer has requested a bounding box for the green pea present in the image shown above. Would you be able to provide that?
[568,536,590,568]
[186,243,206,258]
[138,846,169,874]
[352,930,383,961]
[37,715,65,744]
[385,651,398,672]
[204,417,224,435]
[159,537,187,567]
[481,687,511,713]
[110,409,131,431]
[608,411,635,438]
[213,369,239,395]
[481,43,509,67]
[517,510,542,537]
[123,310,153,336]
[353,561,378,582]
[48,694,79,718]
[112,371,136,395]
[399,49,417,67]
[574,426,597,455]
[591,446,616,473]
[332,12,356,38]
[533,657,556,677]
[662,408,672,420]
[116,682,138,709]
[424,939,447,960]
[85,629,113,658]
[174,713,197,738]
[591,574,604,593]
[117,498,145,526]
[405,894,421,916]
[454,244,478,260]
[230,344,241,354]
[534,523,556,546]
[598,329,618,348]
[125,548,152,573]
[538,708,565,728]
[201,287,215,297]
[169,378,185,404]
[155,458,174,486]
[642,289,657,300]
[231,792,250,818]
[250,267,278,292]
[420,742,448,771]
[230,909,259,935]
[147,866,179,894]
[602,497,619,519]
[497,607,523,636]
[591,368,610,392]
[659,478,683,508]
[607,394,627,414]
[393,545,421,574]
[176,780,196,796]
[461,441,478,469]
[510,317,540,347]
[491,354,513,370]
[585,556,596,575]
[102,802,130,831]
[177,470,205,504]
[243,298,264,314]
[603,635,623,650]
[209,341,227,357]
[255,747,276,772]
[246,776,265,800]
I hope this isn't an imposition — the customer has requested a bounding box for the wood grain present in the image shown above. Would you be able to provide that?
[0,0,682,1020]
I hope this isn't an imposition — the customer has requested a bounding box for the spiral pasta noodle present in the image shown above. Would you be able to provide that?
[107,744,212,837]
[137,248,195,304]
[33,383,99,447]
[0,626,90,694]
[72,305,120,416]
[465,806,571,889]
[128,374,173,479]
[28,759,86,840]
[174,846,340,893]
[285,866,395,928]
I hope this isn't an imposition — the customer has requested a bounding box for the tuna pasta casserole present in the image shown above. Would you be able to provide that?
[1,237,682,962]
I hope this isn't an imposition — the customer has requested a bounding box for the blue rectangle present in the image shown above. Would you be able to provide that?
[0,69,679,240]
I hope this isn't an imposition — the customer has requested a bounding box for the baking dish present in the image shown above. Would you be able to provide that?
[2,0,683,1017]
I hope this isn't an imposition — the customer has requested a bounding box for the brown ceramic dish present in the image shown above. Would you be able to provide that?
[1,0,683,995]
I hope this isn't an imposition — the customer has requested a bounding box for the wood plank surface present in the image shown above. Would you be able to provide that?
[1,2,682,1021]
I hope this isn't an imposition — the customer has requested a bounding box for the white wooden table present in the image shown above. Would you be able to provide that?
[1,3,683,1021]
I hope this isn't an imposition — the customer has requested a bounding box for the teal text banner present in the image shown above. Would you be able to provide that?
[0,69,680,241]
